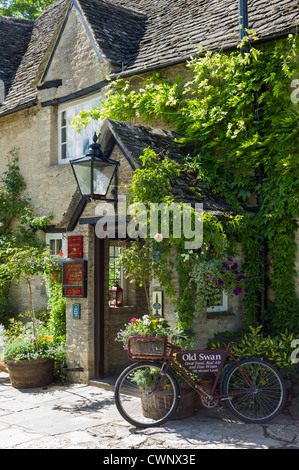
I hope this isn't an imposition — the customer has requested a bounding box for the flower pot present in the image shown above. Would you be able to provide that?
[141,384,197,420]
[6,357,54,389]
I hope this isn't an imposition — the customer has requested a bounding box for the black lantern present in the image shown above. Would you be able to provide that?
[109,282,124,307]
[70,132,119,201]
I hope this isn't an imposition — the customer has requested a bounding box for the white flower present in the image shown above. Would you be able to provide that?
[154,233,163,242]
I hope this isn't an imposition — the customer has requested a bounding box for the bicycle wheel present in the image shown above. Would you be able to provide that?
[114,361,181,427]
[222,358,286,423]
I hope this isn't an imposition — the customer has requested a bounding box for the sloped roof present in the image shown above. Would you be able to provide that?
[102,119,234,215]
[108,0,299,74]
[0,0,68,116]
[0,0,298,117]
[78,0,147,67]
[59,118,233,229]
[0,16,34,98]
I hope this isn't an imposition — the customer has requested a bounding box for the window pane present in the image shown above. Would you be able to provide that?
[56,239,62,254]
[109,246,122,290]
[61,126,66,143]
[49,239,56,255]
[61,143,67,160]
[61,111,66,127]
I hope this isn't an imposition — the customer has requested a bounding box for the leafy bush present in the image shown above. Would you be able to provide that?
[209,325,295,370]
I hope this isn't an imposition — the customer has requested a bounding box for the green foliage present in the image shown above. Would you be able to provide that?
[0,0,56,19]
[131,368,170,388]
[209,325,295,370]
[0,285,14,328]
[130,148,181,204]
[78,34,299,333]
[46,277,66,341]
[116,315,172,349]
[120,238,175,312]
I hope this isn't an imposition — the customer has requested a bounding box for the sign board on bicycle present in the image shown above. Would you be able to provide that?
[175,350,227,374]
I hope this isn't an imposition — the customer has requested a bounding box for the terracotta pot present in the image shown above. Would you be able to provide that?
[6,357,54,389]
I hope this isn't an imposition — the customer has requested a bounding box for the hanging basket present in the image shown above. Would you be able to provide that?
[50,271,62,284]
[6,357,54,389]
[127,336,167,359]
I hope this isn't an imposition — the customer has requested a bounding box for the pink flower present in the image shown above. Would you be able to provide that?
[131,318,137,323]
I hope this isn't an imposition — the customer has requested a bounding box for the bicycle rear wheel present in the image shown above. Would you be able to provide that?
[222,358,286,423]
[114,361,181,427]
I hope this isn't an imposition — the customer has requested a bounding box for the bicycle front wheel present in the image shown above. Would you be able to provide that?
[222,358,286,423]
[114,361,181,427]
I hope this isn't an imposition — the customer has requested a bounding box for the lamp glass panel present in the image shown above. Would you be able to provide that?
[73,161,92,195]
[93,161,116,196]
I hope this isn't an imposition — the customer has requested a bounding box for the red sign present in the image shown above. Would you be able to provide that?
[68,235,83,259]
[65,287,83,296]
[64,262,83,286]
[175,350,226,374]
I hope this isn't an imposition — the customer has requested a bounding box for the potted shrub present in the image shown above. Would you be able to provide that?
[0,247,65,388]
[3,321,56,388]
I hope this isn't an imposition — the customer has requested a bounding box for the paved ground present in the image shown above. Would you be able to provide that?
[1,371,299,451]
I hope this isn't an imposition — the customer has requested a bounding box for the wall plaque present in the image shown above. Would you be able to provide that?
[62,260,87,297]
[175,350,227,374]
[152,290,163,318]
[68,235,83,259]
[73,303,81,319]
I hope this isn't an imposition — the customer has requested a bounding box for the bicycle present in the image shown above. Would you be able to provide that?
[114,332,286,428]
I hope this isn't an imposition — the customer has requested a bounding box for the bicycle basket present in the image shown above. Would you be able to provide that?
[127,336,167,359]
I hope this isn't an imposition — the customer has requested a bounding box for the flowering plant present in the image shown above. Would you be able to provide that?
[116,315,173,349]
[44,251,65,274]
[3,321,56,362]
[181,245,250,313]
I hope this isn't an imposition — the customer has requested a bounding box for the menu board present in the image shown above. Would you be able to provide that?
[62,260,87,297]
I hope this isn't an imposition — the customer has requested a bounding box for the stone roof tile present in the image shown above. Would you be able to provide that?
[104,119,234,215]
[0,0,298,116]
[0,16,34,99]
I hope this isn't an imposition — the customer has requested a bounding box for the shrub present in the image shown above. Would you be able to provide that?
[209,325,295,370]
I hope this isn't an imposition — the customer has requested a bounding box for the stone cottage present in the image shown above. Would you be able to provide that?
[0,0,298,381]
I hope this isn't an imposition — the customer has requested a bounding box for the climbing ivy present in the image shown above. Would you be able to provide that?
[74,34,299,333]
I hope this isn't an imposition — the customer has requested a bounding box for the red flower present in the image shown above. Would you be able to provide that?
[58,252,63,256]
[131,318,137,323]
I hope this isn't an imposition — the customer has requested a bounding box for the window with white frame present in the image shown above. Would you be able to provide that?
[207,292,228,312]
[45,233,67,256]
[58,95,102,164]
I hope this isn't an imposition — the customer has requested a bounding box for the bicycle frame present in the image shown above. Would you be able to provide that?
[146,340,256,401]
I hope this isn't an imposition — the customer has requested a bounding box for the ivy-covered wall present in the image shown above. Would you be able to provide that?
[74,34,299,335]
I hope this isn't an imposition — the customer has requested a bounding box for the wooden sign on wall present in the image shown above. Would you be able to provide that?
[67,235,83,259]
[62,260,87,297]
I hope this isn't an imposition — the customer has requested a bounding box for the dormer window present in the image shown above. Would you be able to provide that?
[58,95,101,164]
